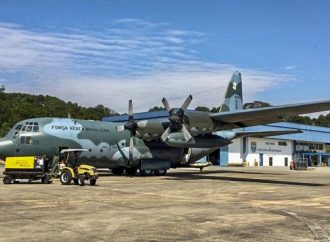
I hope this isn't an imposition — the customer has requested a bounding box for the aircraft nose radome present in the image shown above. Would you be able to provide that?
[0,139,14,160]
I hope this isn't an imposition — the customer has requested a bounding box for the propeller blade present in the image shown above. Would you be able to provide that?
[161,127,171,141]
[116,124,125,132]
[116,142,129,163]
[129,137,134,162]
[128,99,133,120]
[162,97,171,111]
[180,95,192,111]
[182,124,193,142]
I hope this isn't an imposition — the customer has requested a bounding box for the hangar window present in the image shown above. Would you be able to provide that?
[326,144,330,153]
[278,141,287,146]
[309,144,317,150]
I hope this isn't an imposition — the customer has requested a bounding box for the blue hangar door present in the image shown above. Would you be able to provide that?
[220,145,229,166]
[259,153,264,166]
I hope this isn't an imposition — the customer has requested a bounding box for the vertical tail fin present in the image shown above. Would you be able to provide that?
[219,71,243,112]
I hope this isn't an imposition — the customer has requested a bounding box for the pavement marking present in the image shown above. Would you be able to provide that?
[283,211,329,242]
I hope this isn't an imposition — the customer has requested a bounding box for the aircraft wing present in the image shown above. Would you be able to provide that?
[211,100,330,130]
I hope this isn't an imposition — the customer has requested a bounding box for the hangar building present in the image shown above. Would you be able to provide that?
[214,122,330,167]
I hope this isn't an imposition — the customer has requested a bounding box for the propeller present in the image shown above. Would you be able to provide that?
[161,95,194,143]
[116,99,138,165]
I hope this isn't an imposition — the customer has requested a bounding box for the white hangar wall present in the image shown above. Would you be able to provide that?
[244,137,292,166]
[223,137,293,166]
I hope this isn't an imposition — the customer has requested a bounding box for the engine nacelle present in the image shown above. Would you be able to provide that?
[136,119,165,141]
[185,111,214,135]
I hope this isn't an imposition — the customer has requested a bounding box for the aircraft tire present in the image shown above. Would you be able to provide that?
[90,179,96,186]
[154,169,167,176]
[60,170,72,185]
[111,167,125,175]
[3,176,12,184]
[78,175,85,186]
[125,167,138,176]
[140,170,153,176]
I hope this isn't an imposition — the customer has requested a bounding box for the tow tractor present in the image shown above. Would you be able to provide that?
[3,156,52,184]
[59,149,98,186]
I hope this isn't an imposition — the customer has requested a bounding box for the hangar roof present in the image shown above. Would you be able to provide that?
[242,122,330,143]
[103,110,168,122]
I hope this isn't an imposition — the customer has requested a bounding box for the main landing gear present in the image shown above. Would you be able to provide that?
[110,167,167,176]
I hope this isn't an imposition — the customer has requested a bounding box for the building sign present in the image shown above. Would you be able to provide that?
[250,140,282,153]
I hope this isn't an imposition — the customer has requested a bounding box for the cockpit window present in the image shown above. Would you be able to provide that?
[18,122,40,133]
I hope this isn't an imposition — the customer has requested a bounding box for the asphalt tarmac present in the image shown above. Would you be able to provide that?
[0,166,329,242]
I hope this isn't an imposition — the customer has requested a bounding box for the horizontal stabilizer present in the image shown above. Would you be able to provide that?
[235,129,303,138]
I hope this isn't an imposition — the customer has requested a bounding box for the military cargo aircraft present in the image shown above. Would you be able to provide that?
[0,71,329,176]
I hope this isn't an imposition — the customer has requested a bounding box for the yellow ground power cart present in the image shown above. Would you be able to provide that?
[3,156,52,184]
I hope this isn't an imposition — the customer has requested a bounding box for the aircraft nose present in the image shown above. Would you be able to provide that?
[0,138,14,160]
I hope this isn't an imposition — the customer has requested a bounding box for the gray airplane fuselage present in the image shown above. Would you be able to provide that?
[0,117,219,168]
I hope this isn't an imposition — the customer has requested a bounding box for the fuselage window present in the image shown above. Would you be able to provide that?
[33,140,39,145]
[25,136,32,144]
[33,126,39,132]
[26,126,33,132]
[21,126,27,132]
[20,136,32,145]
[13,125,22,139]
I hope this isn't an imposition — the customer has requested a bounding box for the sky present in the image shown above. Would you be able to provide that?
[0,0,329,113]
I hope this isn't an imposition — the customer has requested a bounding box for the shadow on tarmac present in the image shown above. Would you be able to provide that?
[164,172,327,187]
[95,169,328,187]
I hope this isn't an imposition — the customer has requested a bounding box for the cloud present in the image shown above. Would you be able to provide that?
[284,65,297,70]
[0,19,294,113]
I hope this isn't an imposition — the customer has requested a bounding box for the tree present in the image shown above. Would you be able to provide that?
[148,106,165,112]
[195,106,210,112]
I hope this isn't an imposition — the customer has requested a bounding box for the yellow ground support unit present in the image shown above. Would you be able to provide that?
[5,156,35,169]
[3,156,52,184]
